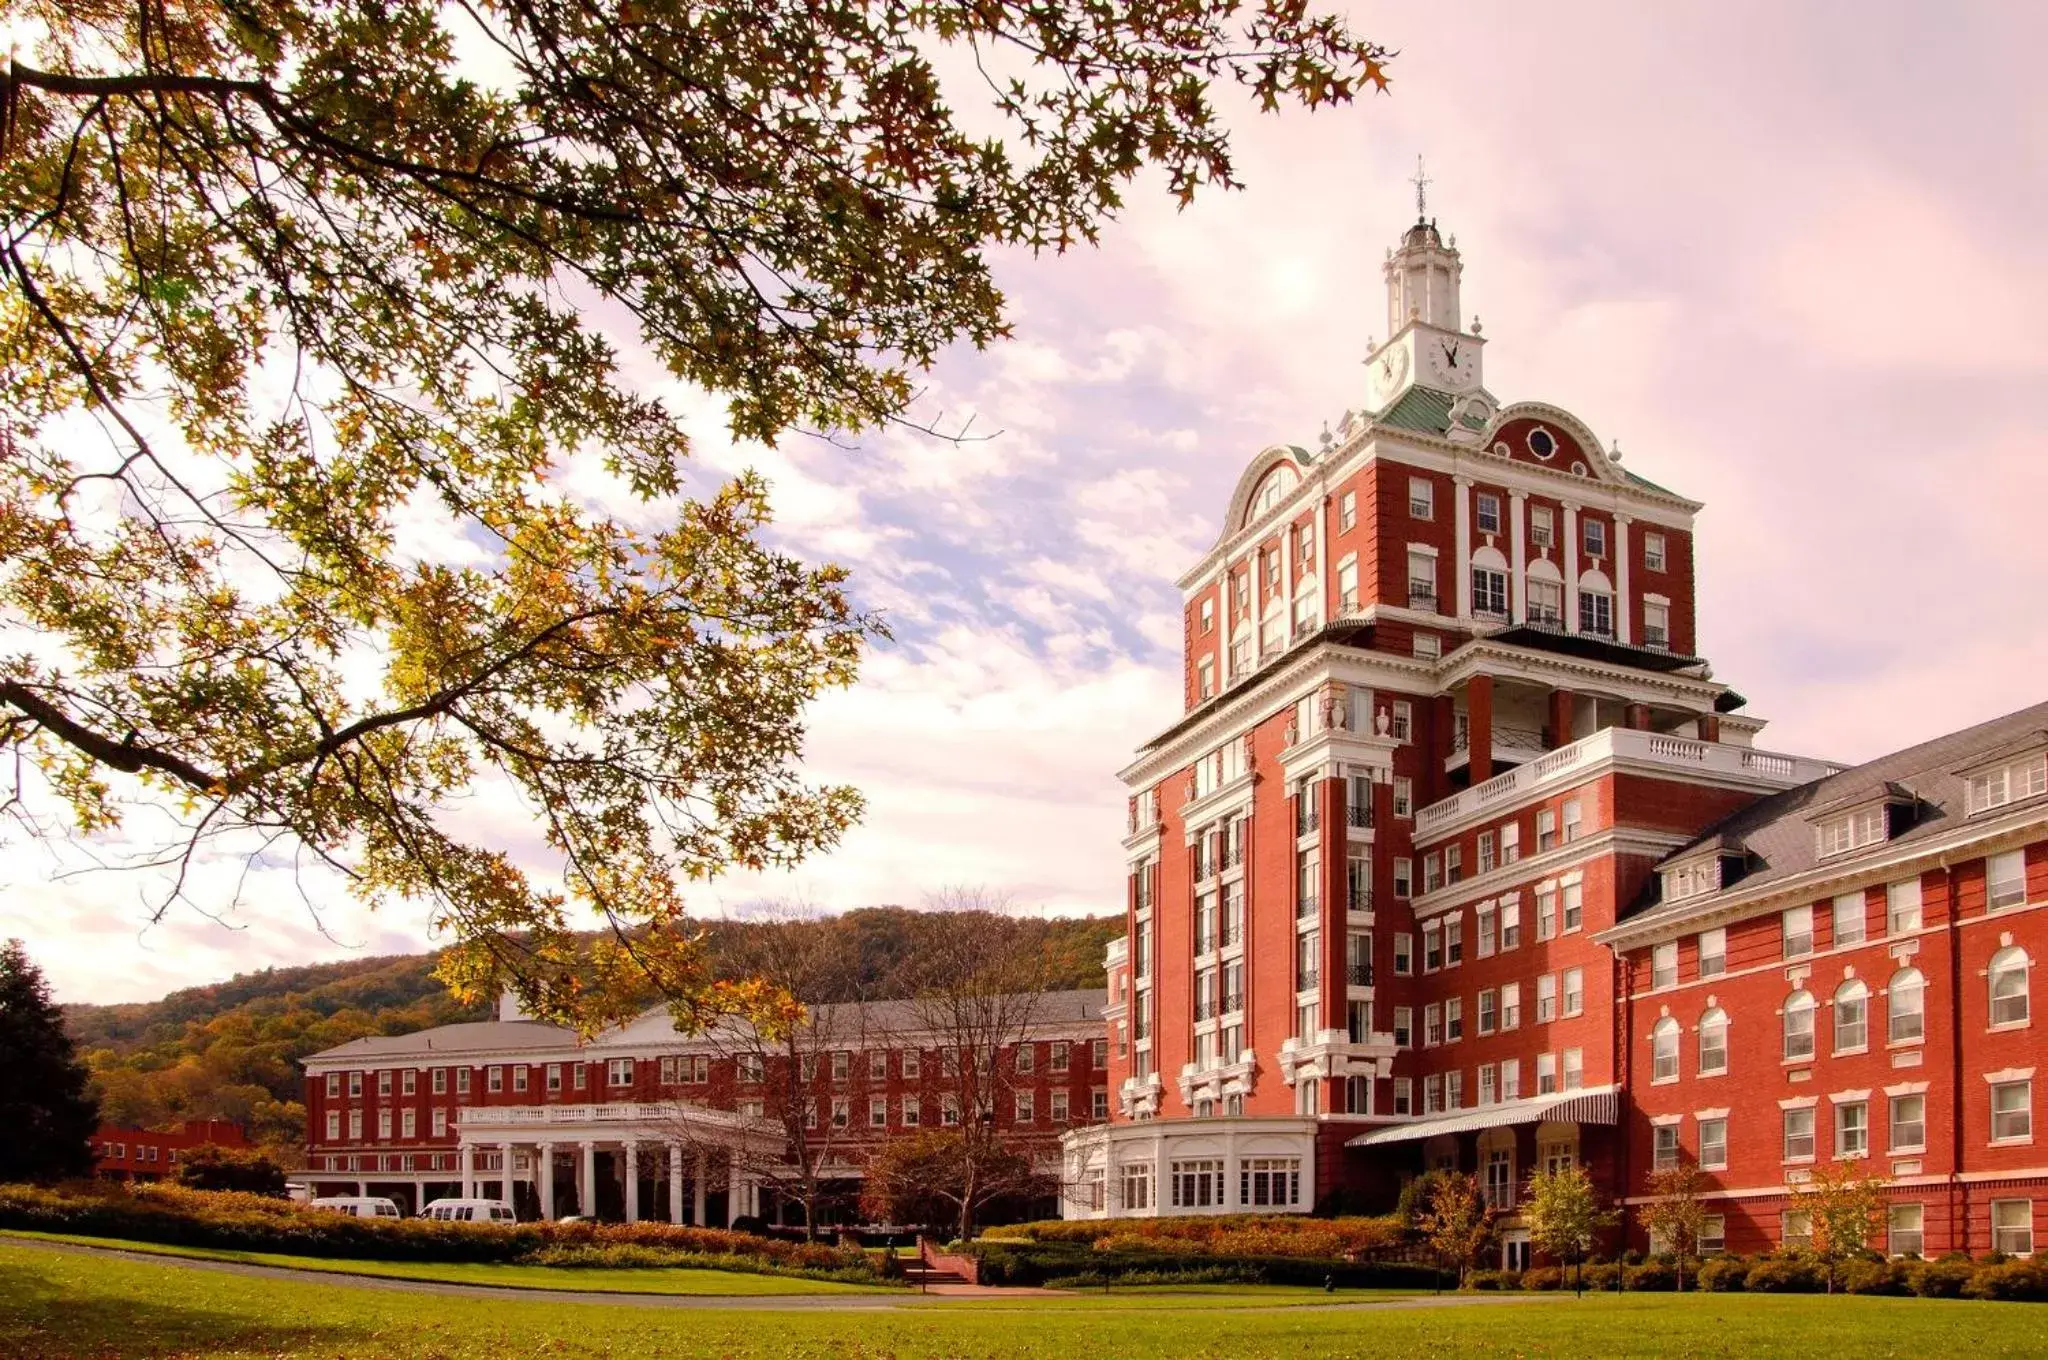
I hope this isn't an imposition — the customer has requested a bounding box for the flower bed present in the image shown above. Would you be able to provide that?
[981,1212,1406,1259]
[1470,1252,2048,1302]
[0,1182,882,1283]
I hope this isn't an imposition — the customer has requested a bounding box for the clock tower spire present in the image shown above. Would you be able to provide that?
[1364,164,1485,411]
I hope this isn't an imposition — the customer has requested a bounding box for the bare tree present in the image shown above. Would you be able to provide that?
[885,888,1067,1240]
[660,902,873,1238]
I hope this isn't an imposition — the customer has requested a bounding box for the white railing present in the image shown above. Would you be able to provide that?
[1414,726,1839,840]
[457,1101,717,1129]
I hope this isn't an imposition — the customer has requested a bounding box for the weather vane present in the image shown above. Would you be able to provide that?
[1411,154,1431,221]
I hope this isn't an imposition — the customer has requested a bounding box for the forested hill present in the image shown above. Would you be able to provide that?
[64,908,1121,1157]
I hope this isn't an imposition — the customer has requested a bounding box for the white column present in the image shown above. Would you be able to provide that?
[1508,490,1528,623]
[356,1180,367,1197]
[459,1142,475,1199]
[1315,493,1331,628]
[537,1143,555,1221]
[727,1156,744,1227]
[579,1140,596,1218]
[694,1150,708,1226]
[1613,514,1633,645]
[1562,502,1581,633]
[1453,475,1473,620]
[668,1144,683,1225]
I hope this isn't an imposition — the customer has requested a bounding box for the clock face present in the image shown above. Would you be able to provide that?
[1431,336,1474,388]
[1370,343,1410,407]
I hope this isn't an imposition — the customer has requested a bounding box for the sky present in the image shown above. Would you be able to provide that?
[9,1,2048,1004]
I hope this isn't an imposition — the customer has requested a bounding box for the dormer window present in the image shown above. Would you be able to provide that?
[1663,857,1720,903]
[1816,804,1886,858]
[1967,752,2048,817]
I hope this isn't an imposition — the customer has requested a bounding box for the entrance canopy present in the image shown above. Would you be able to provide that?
[1346,1085,1619,1147]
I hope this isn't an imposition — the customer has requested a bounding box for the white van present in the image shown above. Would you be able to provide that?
[309,1196,402,1219]
[421,1197,516,1224]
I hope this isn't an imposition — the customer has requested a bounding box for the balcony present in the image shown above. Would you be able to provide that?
[1194,998,1217,1022]
[1297,806,1321,836]
[1346,963,1374,988]
[1222,992,1245,1015]
[1413,726,1843,843]
[1525,606,1565,631]
[1297,969,1320,990]
[1643,627,1671,652]
[1296,894,1320,921]
[1347,887,1373,915]
[1407,586,1439,613]
[1220,919,1242,949]
[1346,801,1374,830]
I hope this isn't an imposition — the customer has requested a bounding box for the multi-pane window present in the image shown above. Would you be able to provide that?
[1339,490,1357,532]
[1051,1041,1070,1073]
[1783,991,1816,1061]
[1501,822,1521,865]
[1563,967,1584,1016]
[870,1098,889,1129]
[1698,927,1727,978]
[1835,981,1870,1052]
[378,1070,393,1096]
[1476,492,1501,534]
[1537,975,1558,1023]
[1337,559,1360,614]
[1783,1107,1816,1161]
[1479,1064,1497,1105]
[871,1049,889,1080]
[1446,997,1464,1042]
[1536,1053,1558,1095]
[1653,1123,1680,1171]
[1783,905,1814,958]
[1578,589,1613,637]
[1817,806,1885,858]
[1423,921,1442,971]
[1500,1059,1521,1101]
[1991,947,2031,1026]
[1562,1048,1583,1089]
[1394,778,1414,820]
[1409,478,1435,521]
[1477,904,1497,957]
[1170,1159,1224,1208]
[1644,532,1667,571]
[1446,916,1464,966]
[1472,567,1508,618]
[1967,754,2048,816]
[1241,1158,1301,1208]
[1015,1090,1036,1123]
[432,1109,448,1138]
[1536,887,1557,941]
[1833,891,1867,947]
[1700,1117,1728,1170]
[1501,982,1521,1030]
[1889,1204,1925,1258]
[1530,504,1555,548]
[1537,809,1557,852]
[1478,833,1496,878]
[1393,1006,1413,1049]
[1445,845,1463,888]
[326,1073,340,1098]
[1394,933,1413,976]
[488,1066,504,1092]
[1527,576,1563,626]
[1424,1004,1443,1047]
[1015,1043,1035,1075]
[1651,1019,1680,1082]
[1652,942,1678,990]
[1562,804,1583,850]
[1991,1200,2035,1256]
[1446,1070,1464,1109]
[1120,1164,1153,1211]
[1890,1094,1926,1152]
[1699,1008,1729,1075]
[1835,1100,1869,1156]
[1888,879,1923,934]
[1643,600,1671,650]
[511,1065,529,1092]
[1583,517,1607,557]
[349,1071,363,1098]
[832,1097,851,1128]
[1407,551,1437,610]
[606,1058,633,1087]
[1992,1080,2033,1143]
[1989,851,2028,911]
[1479,989,1498,1034]
[1784,1210,1813,1250]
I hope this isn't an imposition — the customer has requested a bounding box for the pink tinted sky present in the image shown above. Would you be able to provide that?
[9,2,2047,1002]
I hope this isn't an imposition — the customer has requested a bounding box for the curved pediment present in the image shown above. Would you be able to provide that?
[1483,402,1624,485]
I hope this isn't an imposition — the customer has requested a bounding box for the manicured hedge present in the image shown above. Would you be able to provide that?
[981,1212,1406,1260]
[969,1239,1439,1290]
[1465,1251,2048,1302]
[0,1183,881,1283]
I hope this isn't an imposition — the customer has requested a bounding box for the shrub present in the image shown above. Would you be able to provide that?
[1625,1260,1676,1292]
[1697,1256,1749,1292]
[1840,1259,1908,1296]
[1578,1262,1621,1291]
[968,1240,1439,1291]
[980,1213,1406,1260]
[1464,1269,1520,1291]
[1963,1260,2048,1303]
[1744,1256,1824,1293]
[1907,1258,1975,1299]
[1519,1266,1565,1292]
[1040,1265,1258,1289]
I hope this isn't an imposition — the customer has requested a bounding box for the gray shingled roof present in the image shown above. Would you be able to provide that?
[806,989,1108,1035]
[1621,698,2048,927]
[307,1020,574,1062]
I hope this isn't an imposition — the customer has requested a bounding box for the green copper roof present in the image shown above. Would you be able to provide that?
[1373,385,1457,434]
[1621,467,1681,497]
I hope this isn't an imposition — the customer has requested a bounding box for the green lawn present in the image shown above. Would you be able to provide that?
[7,1241,2048,1358]
[0,1231,882,1296]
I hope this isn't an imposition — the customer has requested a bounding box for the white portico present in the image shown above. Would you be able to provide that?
[454,1100,782,1225]
[1058,1117,1318,1220]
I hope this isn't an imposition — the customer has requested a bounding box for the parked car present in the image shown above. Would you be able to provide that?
[309,1196,402,1219]
[421,1197,517,1223]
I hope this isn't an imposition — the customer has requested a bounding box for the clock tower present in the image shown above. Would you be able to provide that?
[1363,166,1486,412]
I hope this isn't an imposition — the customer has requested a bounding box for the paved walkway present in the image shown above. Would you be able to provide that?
[6,1235,1561,1314]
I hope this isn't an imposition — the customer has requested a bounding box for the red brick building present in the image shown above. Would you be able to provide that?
[1058,201,2048,1263]
[299,992,1110,1222]
[94,1119,248,1183]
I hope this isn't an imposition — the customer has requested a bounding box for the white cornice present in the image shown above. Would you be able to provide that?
[1408,827,1691,919]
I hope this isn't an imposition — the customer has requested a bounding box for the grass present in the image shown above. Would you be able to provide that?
[0,1230,883,1296]
[6,1240,2048,1358]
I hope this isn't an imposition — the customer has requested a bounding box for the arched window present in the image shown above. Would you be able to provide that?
[1470,545,1509,619]
[1651,1017,1680,1082]
[1783,990,1816,1062]
[1698,1008,1729,1075]
[1291,573,1319,636]
[1245,464,1299,525]
[1577,567,1615,638]
[1887,968,1925,1044]
[1834,980,1869,1053]
[1525,558,1564,629]
[1990,947,2030,1027]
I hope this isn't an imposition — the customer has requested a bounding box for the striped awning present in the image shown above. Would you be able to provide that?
[1346,1085,1620,1147]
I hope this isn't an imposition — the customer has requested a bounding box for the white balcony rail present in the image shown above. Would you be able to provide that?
[1414,726,1839,840]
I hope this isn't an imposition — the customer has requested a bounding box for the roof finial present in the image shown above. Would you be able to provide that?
[1411,154,1431,222]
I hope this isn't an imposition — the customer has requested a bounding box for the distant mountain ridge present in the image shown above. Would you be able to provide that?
[61,907,1120,1158]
